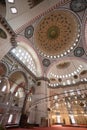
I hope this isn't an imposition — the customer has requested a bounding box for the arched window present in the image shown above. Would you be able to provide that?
[1,85,6,92]
[11,46,37,75]
[56,115,61,123]
[8,114,13,123]
[69,115,76,124]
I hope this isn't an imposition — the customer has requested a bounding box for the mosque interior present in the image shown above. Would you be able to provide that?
[0,0,87,127]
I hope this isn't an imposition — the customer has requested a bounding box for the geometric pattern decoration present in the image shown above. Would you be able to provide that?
[42,58,51,67]
[25,25,34,39]
[74,47,85,57]
[70,0,87,12]
[34,9,81,58]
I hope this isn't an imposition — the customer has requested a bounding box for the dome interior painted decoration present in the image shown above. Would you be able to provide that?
[34,9,81,58]
[47,58,87,87]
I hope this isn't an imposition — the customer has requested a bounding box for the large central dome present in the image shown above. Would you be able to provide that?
[34,9,81,58]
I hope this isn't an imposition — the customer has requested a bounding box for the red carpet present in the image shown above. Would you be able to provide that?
[7,125,87,130]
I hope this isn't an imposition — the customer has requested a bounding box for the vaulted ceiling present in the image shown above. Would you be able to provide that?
[0,0,87,87]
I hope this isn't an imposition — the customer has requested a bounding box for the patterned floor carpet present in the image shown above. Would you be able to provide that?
[7,125,87,130]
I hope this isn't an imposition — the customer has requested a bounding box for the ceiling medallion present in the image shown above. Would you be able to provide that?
[70,0,87,12]
[74,47,85,57]
[56,62,70,69]
[47,26,60,40]
[34,9,81,58]
[25,25,34,39]
[42,58,51,67]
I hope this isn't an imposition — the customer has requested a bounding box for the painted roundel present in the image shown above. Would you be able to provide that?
[42,58,51,67]
[25,25,34,38]
[70,0,87,12]
[74,47,85,57]
[34,9,81,58]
